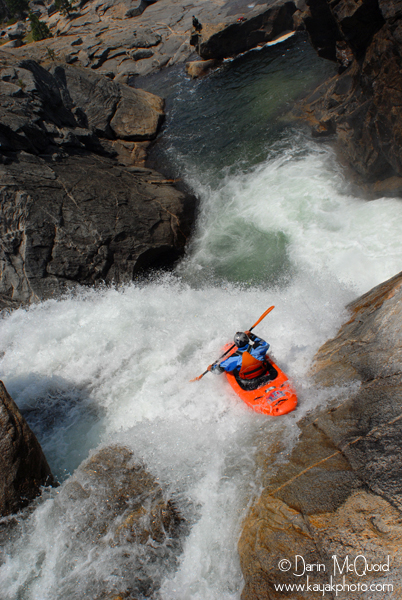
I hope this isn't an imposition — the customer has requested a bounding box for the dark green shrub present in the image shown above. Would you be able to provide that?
[46,46,56,60]
[29,12,52,41]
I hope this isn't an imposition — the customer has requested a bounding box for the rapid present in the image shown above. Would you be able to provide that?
[1,34,402,600]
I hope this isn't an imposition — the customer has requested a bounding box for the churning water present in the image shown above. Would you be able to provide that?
[1,34,402,600]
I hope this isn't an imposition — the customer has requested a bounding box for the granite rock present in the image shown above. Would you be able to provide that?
[46,445,184,599]
[1,0,300,81]
[0,380,55,517]
[191,0,297,60]
[0,153,195,308]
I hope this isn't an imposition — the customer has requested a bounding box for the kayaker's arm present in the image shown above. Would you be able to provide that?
[247,333,270,359]
[216,354,242,373]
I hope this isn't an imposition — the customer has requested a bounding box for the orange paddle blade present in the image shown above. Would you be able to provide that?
[250,305,274,330]
[189,374,204,382]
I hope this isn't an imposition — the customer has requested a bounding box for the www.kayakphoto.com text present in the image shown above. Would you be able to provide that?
[274,576,393,596]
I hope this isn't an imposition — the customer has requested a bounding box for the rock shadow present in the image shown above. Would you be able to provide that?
[5,373,106,482]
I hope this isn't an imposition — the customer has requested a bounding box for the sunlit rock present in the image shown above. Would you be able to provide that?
[185,59,220,79]
[2,0,299,79]
[312,270,402,386]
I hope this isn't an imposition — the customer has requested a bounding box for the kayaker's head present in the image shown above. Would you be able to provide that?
[234,332,249,348]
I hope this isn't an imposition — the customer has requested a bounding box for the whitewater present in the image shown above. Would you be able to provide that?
[1,34,402,600]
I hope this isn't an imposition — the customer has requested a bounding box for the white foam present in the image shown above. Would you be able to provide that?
[182,143,402,293]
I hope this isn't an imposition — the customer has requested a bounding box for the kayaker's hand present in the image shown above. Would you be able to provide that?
[207,364,213,371]
[245,330,251,336]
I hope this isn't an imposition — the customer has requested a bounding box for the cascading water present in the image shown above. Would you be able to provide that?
[1,34,402,600]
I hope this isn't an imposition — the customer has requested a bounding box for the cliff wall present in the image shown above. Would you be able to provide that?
[295,0,402,190]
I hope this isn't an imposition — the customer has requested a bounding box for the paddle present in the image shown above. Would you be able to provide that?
[189,305,275,382]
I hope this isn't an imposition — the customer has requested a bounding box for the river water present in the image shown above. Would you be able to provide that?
[1,34,402,600]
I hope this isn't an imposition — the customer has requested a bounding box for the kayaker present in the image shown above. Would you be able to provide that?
[209,331,270,379]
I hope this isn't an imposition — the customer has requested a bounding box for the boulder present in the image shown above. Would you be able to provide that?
[0,380,55,517]
[0,153,195,308]
[129,48,153,60]
[185,58,220,79]
[49,62,164,140]
[46,445,184,599]
[4,21,27,41]
[0,56,196,308]
[125,0,147,18]
[0,57,164,152]
[239,271,402,599]
[191,1,297,60]
[109,85,164,140]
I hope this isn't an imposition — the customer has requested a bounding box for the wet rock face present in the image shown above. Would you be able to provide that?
[239,271,402,600]
[296,0,402,185]
[49,446,184,599]
[0,56,196,309]
[0,380,55,517]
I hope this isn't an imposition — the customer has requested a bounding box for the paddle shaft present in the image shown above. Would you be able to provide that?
[190,305,274,382]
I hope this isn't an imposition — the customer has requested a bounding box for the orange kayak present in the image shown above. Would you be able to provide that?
[222,343,297,416]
